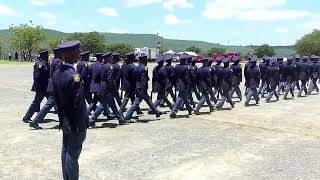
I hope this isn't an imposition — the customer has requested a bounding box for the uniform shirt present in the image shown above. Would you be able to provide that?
[259,62,270,81]
[52,64,89,133]
[164,64,176,90]
[77,60,91,88]
[133,63,149,94]
[218,67,233,90]
[47,58,63,94]
[152,65,164,93]
[230,63,242,85]
[266,64,280,86]
[213,63,222,88]
[299,62,310,81]
[121,62,136,92]
[112,62,121,91]
[31,59,50,93]
[189,64,198,89]
[98,63,113,96]
[174,64,190,92]
[276,61,285,81]
[89,61,102,93]
[283,62,296,82]
[246,65,261,88]
[310,62,319,79]
[196,66,211,92]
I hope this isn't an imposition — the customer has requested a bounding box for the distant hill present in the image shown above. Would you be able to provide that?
[0,29,296,57]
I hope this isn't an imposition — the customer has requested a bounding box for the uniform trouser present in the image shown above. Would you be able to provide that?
[153,91,173,109]
[258,80,265,94]
[208,89,218,103]
[261,82,269,97]
[84,87,92,106]
[195,92,213,112]
[91,94,123,122]
[171,92,193,115]
[266,85,279,101]
[24,91,47,119]
[61,131,86,180]
[308,79,319,94]
[160,89,176,105]
[277,81,285,94]
[87,93,98,114]
[119,91,136,113]
[284,82,295,98]
[188,89,198,107]
[245,88,260,105]
[298,81,308,96]
[230,84,242,99]
[112,90,122,107]
[125,92,159,120]
[32,96,56,124]
[295,81,301,91]
[216,89,233,108]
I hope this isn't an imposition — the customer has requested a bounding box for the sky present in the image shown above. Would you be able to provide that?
[0,0,320,46]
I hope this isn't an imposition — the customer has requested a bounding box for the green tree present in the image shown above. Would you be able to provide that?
[67,32,106,54]
[49,36,62,50]
[186,46,201,54]
[9,23,47,59]
[106,43,135,56]
[296,30,320,56]
[253,44,275,58]
[207,47,226,56]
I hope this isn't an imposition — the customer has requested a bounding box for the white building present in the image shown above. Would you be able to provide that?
[135,47,160,60]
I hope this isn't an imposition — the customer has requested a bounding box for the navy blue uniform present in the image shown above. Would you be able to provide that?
[308,62,319,94]
[194,65,214,113]
[294,60,301,91]
[111,62,122,106]
[213,63,222,97]
[52,64,88,180]
[258,62,270,97]
[88,61,102,113]
[298,62,310,96]
[266,64,280,102]
[244,63,261,106]
[276,61,286,94]
[230,63,242,100]
[119,62,137,113]
[77,60,92,104]
[164,64,176,102]
[216,65,234,109]
[188,64,201,107]
[23,59,50,120]
[283,61,296,99]
[170,63,193,117]
[90,63,125,125]
[125,64,161,120]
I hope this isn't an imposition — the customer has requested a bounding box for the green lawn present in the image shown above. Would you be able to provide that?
[0,60,34,66]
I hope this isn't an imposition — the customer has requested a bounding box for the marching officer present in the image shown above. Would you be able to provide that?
[244,56,252,95]
[150,54,173,111]
[111,52,122,106]
[216,57,235,110]
[89,52,126,127]
[53,40,89,180]
[164,54,176,103]
[124,53,162,121]
[170,54,193,118]
[29,48,62,129]
[77,51,92,105]
[294,55,302,91]
[212,56,223,99]
[283,56,297,99]
[308,55,320,94]
[23,50,50,123]
[276,56,286,94]
[194,57,215,114]
[87,52,104,114]
[266,57,280,103]
[208,57,218,104]
[258,56,270,98]
[188,56,201,107]
[244,56,261,106]
[298,56,310,97]
[229,56,242,101]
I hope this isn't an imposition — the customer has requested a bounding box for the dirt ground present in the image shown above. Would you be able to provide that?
[1,63,320,180]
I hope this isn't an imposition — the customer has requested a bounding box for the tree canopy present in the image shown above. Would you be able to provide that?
[67,32,106,54]
[48,36,62,51]
[9,23,47,53]
[253,44,275,58]
[106,43,135,56]
[207,47,226,56]
[295,30,320,56]
[186,46,201,54]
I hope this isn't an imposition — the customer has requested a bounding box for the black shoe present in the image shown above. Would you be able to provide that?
[23,118,31,123]
[239,96,242,101]
[137,111,144,115]
[231,102,235,108]
[256,101,260,105]
[29,122,42,130]
[170,113,176,119]
[188,109,193,115]
[148,109,157,114]
[266,99,270,103]
[210,106,215,112]
[194,110,201,115]
[119,120,129,125]
[156,112,162,118]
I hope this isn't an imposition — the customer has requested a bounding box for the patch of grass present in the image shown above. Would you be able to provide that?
[0,60,34,66]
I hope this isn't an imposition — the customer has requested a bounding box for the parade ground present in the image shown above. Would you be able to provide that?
[1,62,320,180]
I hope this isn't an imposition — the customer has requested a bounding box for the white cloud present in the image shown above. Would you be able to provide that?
[163,0,194,10]
[89,24,96,28]
[165,14,192,25]
[124,0,162,8]
[275,27,289,33]
[37,12,57,26]
[203,0,309,21]
[303,20,320,29]
[97,7,118,16]
[31,0,64,6]
[71,20,81,27]
[0,4,18,17]
[108,27,130,34]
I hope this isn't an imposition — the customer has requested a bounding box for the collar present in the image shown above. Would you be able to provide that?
[64,63,75,69]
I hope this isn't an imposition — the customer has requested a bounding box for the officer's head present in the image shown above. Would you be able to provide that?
[311,55,318,63]
[222,57,230,68]
[126,52,135,63]
[249,56,258,67]
[112,52,120,63]
[179,54,187,65]
[287,56,294,64]
[277,56,284,63]
[187,55,192,64]
[208,57,213,66]
[165,54,173,65]
[38,49,49,61]
[295,55,301,62]
[102,52,112,64]
[156,54,164,66]
[58,40,81,64]
[302,56,309,62]
[95,53,104,62]
[80,51,90,62]
[232,56,241,65]
[191,56,197,66]
[53,48,62,59]
[139,53,148,66]
[202,58,209,66]
[270,57,277,65]
[263,56,270,65]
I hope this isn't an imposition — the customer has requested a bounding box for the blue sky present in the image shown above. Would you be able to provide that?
[0,0,319,46]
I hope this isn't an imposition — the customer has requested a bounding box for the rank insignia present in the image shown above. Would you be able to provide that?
[73,74,80,82]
